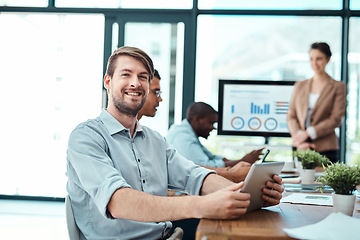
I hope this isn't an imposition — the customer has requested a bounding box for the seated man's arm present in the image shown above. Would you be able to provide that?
[239,148,264,164]
[200,161,251,183]
[108,173,284,222]
[223,148,265,166]
[107,180,250,221]
[108,187,197,222]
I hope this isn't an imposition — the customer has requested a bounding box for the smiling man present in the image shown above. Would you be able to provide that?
[66,46,284,240]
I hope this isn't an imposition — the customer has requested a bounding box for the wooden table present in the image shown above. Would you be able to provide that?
[196,192,360,240]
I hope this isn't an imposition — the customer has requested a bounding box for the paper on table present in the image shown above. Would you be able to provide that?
[281,193,333,206]
[283,212,360,240]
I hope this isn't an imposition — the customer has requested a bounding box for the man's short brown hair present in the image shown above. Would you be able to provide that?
[106,46,155,81]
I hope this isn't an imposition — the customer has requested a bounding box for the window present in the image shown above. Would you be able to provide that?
[198,0,342,10]
[124,22,184,135]
[0,0,47,7]
[351,0,360,9]
[0,13,104,197]
[0,1,358,200]
[195,15,342,162]
[196,15,341,105]
[347,17,360,165]
[55,0,192,9]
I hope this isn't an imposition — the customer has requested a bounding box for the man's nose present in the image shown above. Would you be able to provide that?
[129,76,141,87]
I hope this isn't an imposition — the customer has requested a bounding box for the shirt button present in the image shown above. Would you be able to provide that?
[138,159,140,162]
[143,180,145,183]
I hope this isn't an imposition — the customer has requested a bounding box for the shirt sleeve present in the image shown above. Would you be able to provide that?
[66,124,131,219]
[311,82,347,139]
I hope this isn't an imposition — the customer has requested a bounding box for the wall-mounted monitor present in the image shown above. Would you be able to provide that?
[218,80,295,137]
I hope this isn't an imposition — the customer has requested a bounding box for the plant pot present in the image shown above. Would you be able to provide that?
[332,193,356,216]
[299,168,315,184]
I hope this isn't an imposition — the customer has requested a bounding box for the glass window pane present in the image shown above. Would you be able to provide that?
[124,22,184,136]
[351,0,360,9]
[195,15,341,159]
[0,13,104,197]
[196,15,341,105]
[198,0,342,10]
[0,0,47,7]
[347,17,360,165]
[56,0,192,9]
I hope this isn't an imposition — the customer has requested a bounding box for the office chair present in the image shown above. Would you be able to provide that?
[65,195,81,240]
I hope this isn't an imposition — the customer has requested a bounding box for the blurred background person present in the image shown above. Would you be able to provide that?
[287,42,346,163]
[167,102,264,176]
[137,69,163,120]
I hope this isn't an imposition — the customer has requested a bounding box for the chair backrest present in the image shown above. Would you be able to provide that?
[65,195,81,240]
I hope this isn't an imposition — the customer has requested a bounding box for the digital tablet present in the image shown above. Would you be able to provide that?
[240,161,285,213]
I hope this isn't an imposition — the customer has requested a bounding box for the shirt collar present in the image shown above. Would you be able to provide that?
[99,109,144,136]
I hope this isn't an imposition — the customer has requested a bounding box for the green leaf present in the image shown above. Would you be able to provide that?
[317,162,360,195]
[294,150,330,169]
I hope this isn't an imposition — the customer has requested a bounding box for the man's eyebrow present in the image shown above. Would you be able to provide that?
[118,68,132,73]
[118,69,149,76]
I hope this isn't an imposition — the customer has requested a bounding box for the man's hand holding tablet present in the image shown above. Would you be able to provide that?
[240,161,285,213]
[196,151,284,219]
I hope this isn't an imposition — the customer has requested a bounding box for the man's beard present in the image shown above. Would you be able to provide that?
[112,91,146,117]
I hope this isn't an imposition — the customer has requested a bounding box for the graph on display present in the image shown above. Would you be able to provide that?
[274,101,289,114]
[250,102,270,114]
[218,80,295,137]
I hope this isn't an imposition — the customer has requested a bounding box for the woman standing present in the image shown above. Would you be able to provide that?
[287,42,346,163]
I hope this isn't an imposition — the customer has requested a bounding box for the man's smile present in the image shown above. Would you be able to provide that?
[126,92,141,96]
[124,89,144,97]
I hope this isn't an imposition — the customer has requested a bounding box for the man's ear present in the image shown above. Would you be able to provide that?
[192,115,202,126]
[104,74,111,90]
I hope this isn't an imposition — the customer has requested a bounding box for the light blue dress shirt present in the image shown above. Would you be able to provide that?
[167,119,225,168]
[66,110,214,240]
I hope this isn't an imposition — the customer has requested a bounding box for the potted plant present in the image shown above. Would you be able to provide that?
[318,162,360,216]
[294,150,330,184]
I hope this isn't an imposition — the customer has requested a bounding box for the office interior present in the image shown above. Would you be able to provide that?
[0,1,360,239]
